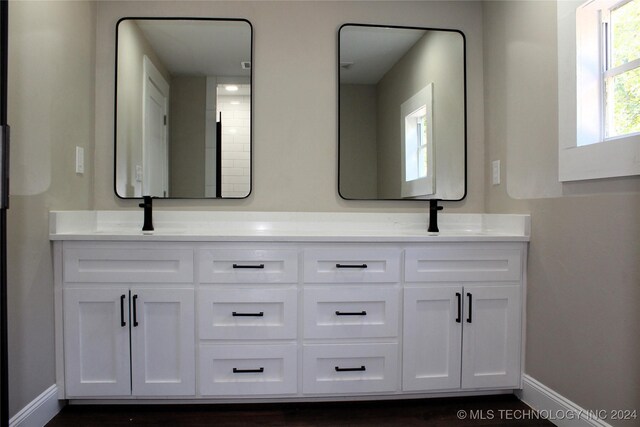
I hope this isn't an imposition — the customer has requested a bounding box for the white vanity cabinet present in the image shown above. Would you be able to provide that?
[402,245,524,393]
[60,244,196,398]
[51,211,530,403]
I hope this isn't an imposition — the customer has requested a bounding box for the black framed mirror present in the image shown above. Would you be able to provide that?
[338,24,466,201]
[115,18,252,199]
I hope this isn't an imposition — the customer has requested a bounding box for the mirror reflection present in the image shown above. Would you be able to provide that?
[115,18,252,199]
[339,24,466,200]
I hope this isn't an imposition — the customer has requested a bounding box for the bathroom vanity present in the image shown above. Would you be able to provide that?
[50,211,529,402]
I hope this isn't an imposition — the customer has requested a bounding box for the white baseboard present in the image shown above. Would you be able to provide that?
[9,385,65,427]
[516,375,612,427]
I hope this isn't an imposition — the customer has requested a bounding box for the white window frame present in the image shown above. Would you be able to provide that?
[558,0,640,181]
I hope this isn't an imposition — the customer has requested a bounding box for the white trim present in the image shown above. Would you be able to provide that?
[516,375,613,427]
[9,385,64,427]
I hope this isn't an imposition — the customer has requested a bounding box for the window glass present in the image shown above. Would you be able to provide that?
[610,0,640,68]
[606,0,640,138]
[605,66,640,137]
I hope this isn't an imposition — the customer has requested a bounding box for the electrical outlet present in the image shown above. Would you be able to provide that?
[492,160,501,185]
[75,146,84,174]
[135,165,143,182]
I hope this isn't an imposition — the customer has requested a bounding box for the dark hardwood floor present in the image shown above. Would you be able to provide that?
[47,394,554,426]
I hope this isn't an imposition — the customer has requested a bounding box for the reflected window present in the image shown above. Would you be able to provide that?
[401,83,434,198]
[405,106,428,181]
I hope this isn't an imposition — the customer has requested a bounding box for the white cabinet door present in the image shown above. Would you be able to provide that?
[63,287,131,397]
[461,285,521,389]
[130,288,195,396]
[402,287,462,391]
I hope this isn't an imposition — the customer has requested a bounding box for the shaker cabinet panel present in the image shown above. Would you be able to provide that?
[63,287,132,397]
[198,288,297,340]
[304,248,400,283]
[199,344,297,396]
[461,285,521,389]
[303,287,399,339]
[402,287,462,391]
[64,248,194,283]
[405,248,522,282]
[199,249,298,284]
[130,288,195,396]
[302,343,398,394]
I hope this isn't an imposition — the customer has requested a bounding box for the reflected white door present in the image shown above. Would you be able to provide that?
[142,56,169,197]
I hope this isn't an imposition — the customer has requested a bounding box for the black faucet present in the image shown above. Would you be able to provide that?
[139,195,154,232]
[428,199,443,233]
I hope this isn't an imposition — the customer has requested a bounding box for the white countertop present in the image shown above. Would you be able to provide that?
[49,211,530,242]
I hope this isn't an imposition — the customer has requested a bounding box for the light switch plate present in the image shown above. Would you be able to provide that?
[492,160,501,185]
[75,146,84,174]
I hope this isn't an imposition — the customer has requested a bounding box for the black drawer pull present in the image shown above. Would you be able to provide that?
[335,263,368,269]
[120,294,126,327]
[232,311,264,317]
[233,367,264,374]
[335,365,366,372]
[232,263,265,269]
[335,311,367,316]
[132,294,139,327]
[455,292,461,323]
[466,292,473,323]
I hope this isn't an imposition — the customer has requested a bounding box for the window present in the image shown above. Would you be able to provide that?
[558,0,640,181]
[603,0,640,139]
[405,107,428,182]
[401,84,434,197]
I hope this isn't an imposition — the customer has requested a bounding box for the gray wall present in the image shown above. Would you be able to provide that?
[483,1,640,424]
[7,0,96,416]
[339,84,378,199]
[169,76,206,198]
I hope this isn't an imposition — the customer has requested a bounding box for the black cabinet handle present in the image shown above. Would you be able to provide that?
[232,311,264,317]
[232,263,265,269]
[132,294,139,327]
[335,264,368,269]
[335,366,366,372]
[466,292,472,323]
[335,311,367,316]
[120,294,126,327]
[233,367,264,373]
[455,292,461,323]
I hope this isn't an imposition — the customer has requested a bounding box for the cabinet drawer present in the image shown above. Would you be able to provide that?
[198,288,297,340]
[304,248,400,283]
[303,287,399,339]
[199,344,297,396]
[64,248,193,283]
[199,249,298,283]
[405,248,522,282]
[303,343,398,394]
